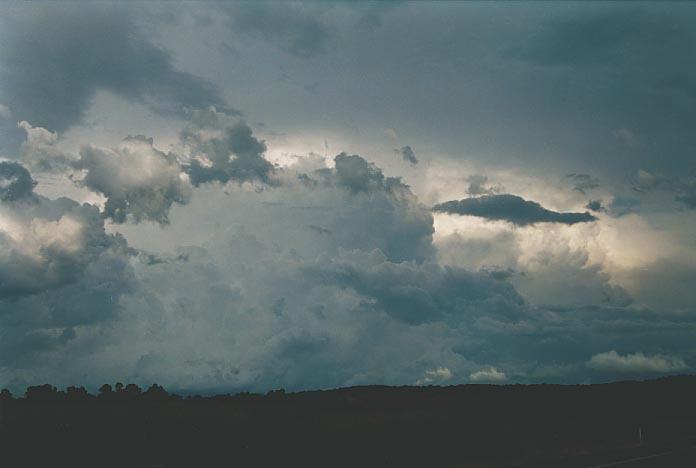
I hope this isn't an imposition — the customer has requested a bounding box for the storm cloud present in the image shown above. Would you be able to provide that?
[225,3,332,58]
[182,108,274,187]
[1,2,695,394]
[0,162,36,202]
[395,145,418,165]
[433,194,597,226]
[0,6,228,145]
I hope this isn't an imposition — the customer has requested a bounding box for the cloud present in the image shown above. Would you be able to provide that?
[607,196,640,218]
[0,165,130,298]
[565,173,600,194]
[0,6,229,136]
[17,121,74,172]
[0,161,36,202]
[0,104,10,119]
[182,108,274,187]
[1,148,695,393]
[432,194,597,226]
[587,350,688,374]
[469,367,507,383]
[74,135,192,224]
[395,145,418,165]
[465,175,499,196]
[332,152,391,193]
[612,128,639,147]
[586,199,603,212]
[305,249,525,325]
[226,3,332,58]
[631,169,673,193]
[506,11,682,67]
[627,169,696,210]
[676,182,696,209]
[416,367,452,385]
[0,163,135,387]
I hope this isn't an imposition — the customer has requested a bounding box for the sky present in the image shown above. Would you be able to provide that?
[0,1,695,394]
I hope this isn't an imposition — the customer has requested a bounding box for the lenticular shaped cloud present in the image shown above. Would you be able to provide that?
[74,136,192,224]
[433,194,597,226]
[0,161,36,202]
[587,350,688,374]
[182,108,274,186]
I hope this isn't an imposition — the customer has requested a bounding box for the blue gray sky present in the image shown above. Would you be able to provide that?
[0,1,695,393]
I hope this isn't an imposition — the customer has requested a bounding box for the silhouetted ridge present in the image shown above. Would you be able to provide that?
[2,376,696,467]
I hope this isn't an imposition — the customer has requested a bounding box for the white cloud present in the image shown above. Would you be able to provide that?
[0,104,11,119]
[416,367,453,385]
[612,128,639,147]
[75,136,192,224]
[587,351,688,374]
[469,367,507,383]
[17,121,74,172]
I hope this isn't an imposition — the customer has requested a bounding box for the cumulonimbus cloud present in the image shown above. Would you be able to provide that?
[432,194,597,226]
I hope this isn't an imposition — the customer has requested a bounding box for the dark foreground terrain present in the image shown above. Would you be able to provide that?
[2,377,696,468]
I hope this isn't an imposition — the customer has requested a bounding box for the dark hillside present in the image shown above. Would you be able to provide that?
[2,377,696,467]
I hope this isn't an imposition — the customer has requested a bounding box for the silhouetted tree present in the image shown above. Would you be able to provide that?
[115,382,124,393]
[66,386,89,400]
[98,383,113,397]
[144,384,168,399]
[267,388,286,398]
[124,383,142,396]
[0,388,12,400]
[25,384,58,400]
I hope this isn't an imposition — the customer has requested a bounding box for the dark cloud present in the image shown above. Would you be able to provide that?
[311,153,434,263]
[607,196,640,218]
[0,194,129,299]
[0,162,36,202]
[565,173,600,194]
[506,11,684,68]
[226,3,332,58]
[586,200,603,212]
[333,153,387,193]
[74,136,192,224]
[630,169,674,193]
[628,170,696,210]
[395,145,418,165]
[0,164,135,384]
[307,251,525,325]
[676,183,696,209]
[182,108,274,186]
[433,194,597,226]
[0,6,229,138]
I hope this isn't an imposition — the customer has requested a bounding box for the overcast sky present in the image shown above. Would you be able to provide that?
[0,1,695,393]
